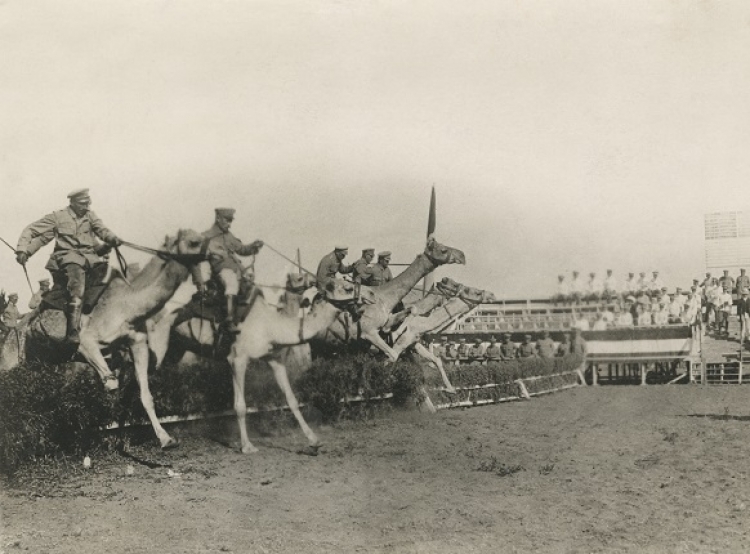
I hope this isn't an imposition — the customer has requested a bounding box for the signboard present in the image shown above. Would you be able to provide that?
[705,212,750,271]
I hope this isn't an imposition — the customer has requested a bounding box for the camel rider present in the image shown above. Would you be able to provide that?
[1,293,20,329]
[368,251,393,286]
[28,278,51,310]
[352,248,375,284]
[316,245,353,290]
[201,207,264,333]
[15,189,122,343]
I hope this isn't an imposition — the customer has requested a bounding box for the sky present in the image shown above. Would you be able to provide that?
[1,0,749,306]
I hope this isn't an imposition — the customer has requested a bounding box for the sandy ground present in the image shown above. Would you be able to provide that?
[4,384,750,554]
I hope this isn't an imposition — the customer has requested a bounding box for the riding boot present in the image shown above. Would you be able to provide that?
[225,295,239,333]
[66,298,83,344]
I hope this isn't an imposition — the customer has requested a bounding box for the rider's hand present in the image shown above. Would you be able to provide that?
[251,240,264,251]
[15,252,28,265]
[107,236,123,247]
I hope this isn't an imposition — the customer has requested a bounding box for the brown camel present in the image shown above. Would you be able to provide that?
[390,284,497,392]
[147,279,377,452]
[314,237,465,359]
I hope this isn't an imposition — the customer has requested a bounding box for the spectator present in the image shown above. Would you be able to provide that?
[600,304,615,325]
[557,333,572,356]
[1,293,21,329]
[683,290,701,326]
[457,338,470,364]
[719,270,735,295]
[616,301,634,327]
[432,336,448,361]
[649,271,664,296]
[668,293,684,323]
[444,340,459,365]
[517,334,536,358]
[468,338,485,365]
[592,312,608,331]
[500,333,516,360]
[637,272,649,293]
[485,336,502,363]
[587,272,603,303]
[571,328,587,357]
[717,285,733,336]
[705,278,721,329]
[553,274,570,305]
[624,272,638,297]
[701,272,712,289]
[537,330,556,358]
[738,288,750,343]
[737,269,750,297]
[636,303,652,326]
[653,301,670,326]
[573,311,590,331]
[603,269,618,303]
[570,271,585,304]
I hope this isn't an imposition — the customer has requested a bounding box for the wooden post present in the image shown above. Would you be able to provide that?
[640,362,647,386]
[592,362,598,386]
[515,379,531,399]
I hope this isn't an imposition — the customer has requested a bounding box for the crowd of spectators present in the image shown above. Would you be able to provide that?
[552,268,750,335]
[429,328,586,366]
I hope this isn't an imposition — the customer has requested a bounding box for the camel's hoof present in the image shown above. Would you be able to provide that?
[240,444,259,454]
[104,377,119,391]
[298,444,321,456]
[161,437,180,450]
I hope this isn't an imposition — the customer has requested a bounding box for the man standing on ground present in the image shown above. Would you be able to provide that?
[28,278,50,310]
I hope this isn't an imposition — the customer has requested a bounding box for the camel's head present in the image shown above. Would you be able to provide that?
[162,229,209,267]
[286,272,316,294]
[424,237,466,266]
[459,286,496,305]
[435,277,462,297]
[321,279,377,309]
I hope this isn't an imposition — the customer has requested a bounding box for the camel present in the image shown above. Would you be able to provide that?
[390,284,497,392]
[314,237,465,359]
[147,278,377,452]
[0,230,208,447]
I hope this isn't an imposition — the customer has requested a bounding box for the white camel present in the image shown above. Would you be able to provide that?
[0,230,208,449]
[390,284,497,391]
[147,278,376,452]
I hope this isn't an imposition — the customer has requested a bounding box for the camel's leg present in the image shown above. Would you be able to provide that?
[414,342,456,394]
[77,331,118,390]
[146,309,179,370]
[228,349,257,454]
[267,358,320,450]
[361,331,399,362]
[131,331,177,449]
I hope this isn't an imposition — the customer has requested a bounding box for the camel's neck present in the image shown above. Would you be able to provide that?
[120,257,190,319]
[417,297,476,333]
[411,290,446,315]
[378,254,436,309]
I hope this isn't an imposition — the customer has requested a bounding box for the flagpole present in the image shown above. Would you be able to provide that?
[423,186,437,297]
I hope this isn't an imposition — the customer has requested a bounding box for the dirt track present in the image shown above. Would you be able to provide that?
[4,385,750,553]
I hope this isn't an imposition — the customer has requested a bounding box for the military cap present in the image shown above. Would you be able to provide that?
[378,251,391,258]
[653,270,659,275]
[67,188,90,200]
[362,248,374,255]
[215,208,235,219]
[524,334,531,339]
[334,245,348,251]
[474,337,482,343]
[661,286,667,291]
[628,272,635,276]
[743,288,750,295]
[39,278,50,286]
[459,338,466,343]
[8,293,18,299]
[489,336,497,342]
[504,332,511,337]
[543,330,550,336]
[572,270,579,275]
[639,272,646,276]
[589,272,596,276]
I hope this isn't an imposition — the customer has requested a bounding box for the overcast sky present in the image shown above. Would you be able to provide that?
[1,0,749,306]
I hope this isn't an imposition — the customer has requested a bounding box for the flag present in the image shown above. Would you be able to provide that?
[423,187,436,296]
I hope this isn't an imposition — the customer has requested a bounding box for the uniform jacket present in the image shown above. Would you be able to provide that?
[537,338,556,358]
[368,264,393,286]
[202,224,261,274]
[17,207,117,270]
[1,303,20,328]
[485,344,502,360]
[351,258,373,284]
[316,251,353,286]
[500,342,516,359]
[518,342,536,358]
